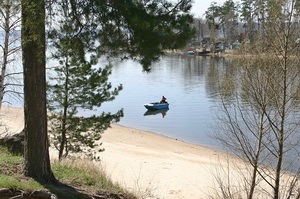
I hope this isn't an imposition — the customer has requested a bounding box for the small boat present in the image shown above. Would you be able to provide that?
[144,102,169,110]
[184,51,195,55]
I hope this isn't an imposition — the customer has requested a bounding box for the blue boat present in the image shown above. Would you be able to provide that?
[144,102,169,110]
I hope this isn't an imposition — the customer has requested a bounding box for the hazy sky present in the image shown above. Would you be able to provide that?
[191,0,226,17]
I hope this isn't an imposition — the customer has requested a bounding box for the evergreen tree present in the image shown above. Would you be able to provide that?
[220,0,238,46]
[21,0,195,182]
[205,2,222,46]
[47,14,123,159]
[47,0,195,71]
[46,0,195,160]
[240,0,256,42]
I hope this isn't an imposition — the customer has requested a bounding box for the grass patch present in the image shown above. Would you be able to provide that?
[0,174,44,190]
[0,146,23,164]
[52,159,128,193]
[0,146,44,191]
[0,146,136,198]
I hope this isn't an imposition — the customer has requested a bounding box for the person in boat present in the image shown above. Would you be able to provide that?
[160,96,167,103]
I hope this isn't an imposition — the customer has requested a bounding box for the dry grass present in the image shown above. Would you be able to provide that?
[0,146,137,199]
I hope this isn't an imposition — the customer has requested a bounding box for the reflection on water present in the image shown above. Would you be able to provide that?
[94,54,232,149]
[143,109,169,118]
[5,53,235,150]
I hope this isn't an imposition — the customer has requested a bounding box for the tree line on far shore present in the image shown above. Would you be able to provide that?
[194,0,300,52]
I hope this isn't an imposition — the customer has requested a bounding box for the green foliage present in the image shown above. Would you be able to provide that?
[47,1,123,160]
[205,1,238,44]
[52,160,114,188]
[0,147,44,190]
[0,146,135,198]
[47,54,123,159]
[50,159,136,198]
[205,2,222,30]
[0,147,23,164]
[240,0,254,22]
[47,0,196,71]
[0,175,44,190]
[47,0,195,159]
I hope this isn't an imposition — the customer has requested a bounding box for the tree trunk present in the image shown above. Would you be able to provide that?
[21,0,55,183]
[0,0,11,110]
[59,64,69,160]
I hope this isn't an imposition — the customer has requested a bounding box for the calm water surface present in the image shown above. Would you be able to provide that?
[5,53,231,150]
[91,55,230,149]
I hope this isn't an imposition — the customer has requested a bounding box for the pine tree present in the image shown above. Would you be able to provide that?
[46,0,195,160]
[47,5,123,159]
[22,0,195,181]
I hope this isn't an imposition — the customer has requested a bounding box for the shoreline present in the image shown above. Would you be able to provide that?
[0,106,248,198]
[100,123,243,198]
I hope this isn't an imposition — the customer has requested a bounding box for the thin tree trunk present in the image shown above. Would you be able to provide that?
[273,133,283,199]
[59,62,69,160]
[0,0,11,110]
[273,20,290,197]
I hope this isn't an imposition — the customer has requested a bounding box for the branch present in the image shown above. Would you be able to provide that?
[5,72,23,77]
[3,90,23,96]
[9,18,21,30]
[7,46,21,56]
[4,83,23,87]
[165,0,185,14]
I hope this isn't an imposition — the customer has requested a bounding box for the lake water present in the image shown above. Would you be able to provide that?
[7,52,300,171]
[3,51,228,149]
[90,54,229,150]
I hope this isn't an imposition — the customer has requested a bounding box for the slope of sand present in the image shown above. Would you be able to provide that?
[0,106,24,135]
[0,107,251,198]
[100,124,246,199]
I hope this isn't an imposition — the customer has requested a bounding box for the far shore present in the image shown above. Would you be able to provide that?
[0,106,272,198]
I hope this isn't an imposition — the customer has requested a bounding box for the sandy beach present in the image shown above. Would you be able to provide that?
[0,106,251,199]
[100,124,242,199]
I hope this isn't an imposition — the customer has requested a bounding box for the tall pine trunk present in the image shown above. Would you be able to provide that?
[21,0,55,183]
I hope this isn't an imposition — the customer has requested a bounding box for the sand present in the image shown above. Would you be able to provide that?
[0,106,24,136]
[0,106,250,199]
[100,124,239,199]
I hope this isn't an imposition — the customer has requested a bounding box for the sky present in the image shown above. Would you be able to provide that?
[191,0,226,17]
